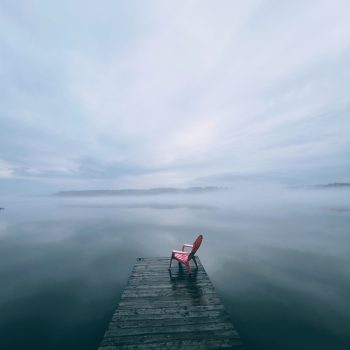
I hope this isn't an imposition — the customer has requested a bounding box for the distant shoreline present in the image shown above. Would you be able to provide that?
[51,183,350,197]
[52,187,223,197]
[315,182,350,188]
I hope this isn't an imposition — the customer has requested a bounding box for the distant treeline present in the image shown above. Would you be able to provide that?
[53,187,222,197]
[316,183,350,188]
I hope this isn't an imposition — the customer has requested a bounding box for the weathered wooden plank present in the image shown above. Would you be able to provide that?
[121,289,217,298]
[101,330,242,346]
[129,273,208,279]
[129,271,208,277]
[118,300,222,307]
[104,322,237,338]
[114,304,225,316]
[112,310,229,322]
[112,315,232,328]
[99,338,244,350]
[98,257,244,350]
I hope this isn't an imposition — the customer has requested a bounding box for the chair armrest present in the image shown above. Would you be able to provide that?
[172,250,189,254]
[182,244,193,251]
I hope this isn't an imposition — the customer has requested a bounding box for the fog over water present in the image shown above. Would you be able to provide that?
[0,186,349,350]
[1,2,350,349]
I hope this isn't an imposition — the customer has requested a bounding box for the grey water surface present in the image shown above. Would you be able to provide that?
[0,186,349,350]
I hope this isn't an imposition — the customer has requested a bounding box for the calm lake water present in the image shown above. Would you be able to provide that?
[0,186,349,350]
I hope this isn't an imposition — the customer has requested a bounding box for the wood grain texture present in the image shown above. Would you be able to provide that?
[99,257,244,350]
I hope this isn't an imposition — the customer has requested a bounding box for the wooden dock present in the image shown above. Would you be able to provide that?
[99,257,243,350]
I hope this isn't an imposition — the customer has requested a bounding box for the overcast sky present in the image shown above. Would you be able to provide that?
[1,0,350,194]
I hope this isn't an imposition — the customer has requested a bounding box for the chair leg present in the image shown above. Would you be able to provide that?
[185,263,191,273]
[168,255,173,270]
[193,256,198,269]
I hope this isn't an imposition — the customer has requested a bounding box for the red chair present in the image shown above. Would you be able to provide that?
[168,235,203,272]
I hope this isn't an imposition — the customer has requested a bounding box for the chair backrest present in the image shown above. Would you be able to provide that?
[189,234,203,260]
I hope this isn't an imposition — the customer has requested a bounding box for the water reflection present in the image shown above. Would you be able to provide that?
[168,264,199,282]
[0,188,349,350]
[326,206,350,213]
[168,266,204,308]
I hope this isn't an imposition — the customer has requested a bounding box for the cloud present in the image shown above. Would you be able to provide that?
[0,159,14,178]
[0,0,350,193]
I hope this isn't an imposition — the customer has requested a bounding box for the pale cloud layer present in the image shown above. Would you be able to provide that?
[1,0,350,194]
